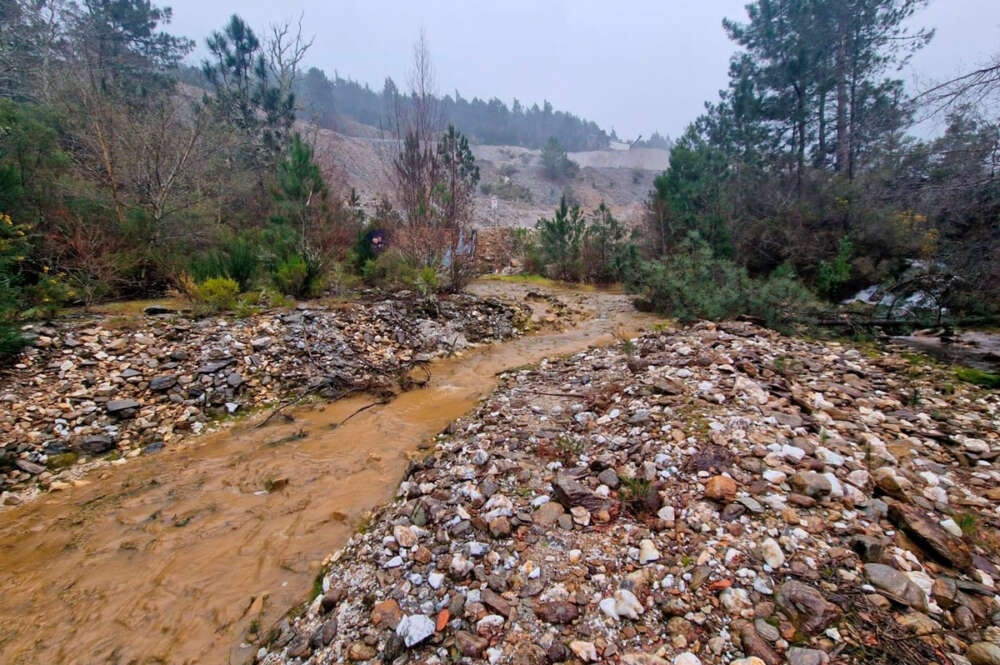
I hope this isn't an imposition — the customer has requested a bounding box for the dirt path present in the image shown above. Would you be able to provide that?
[0,282,660,665]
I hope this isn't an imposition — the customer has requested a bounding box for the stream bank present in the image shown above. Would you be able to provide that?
[0,282,659,665]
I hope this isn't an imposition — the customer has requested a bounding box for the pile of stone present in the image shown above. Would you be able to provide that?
[0,292,527,500]
[258,321,1000,665]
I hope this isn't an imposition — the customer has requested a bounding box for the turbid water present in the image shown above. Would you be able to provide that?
[0,282,660,665]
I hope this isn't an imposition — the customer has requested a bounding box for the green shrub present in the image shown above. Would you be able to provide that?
[194,277,240,312]
[628,238,818,330]
[816,236,853,299]
[271,253,326,298]
[188,234,261,291]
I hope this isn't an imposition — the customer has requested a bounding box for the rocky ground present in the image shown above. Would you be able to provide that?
[0,292,527,503]
[258,321,1000,665]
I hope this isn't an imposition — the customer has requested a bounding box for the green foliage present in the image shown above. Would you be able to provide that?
[0,212,29,358]
[955,366,1000,389]
[271,254,325,298]
[536,196,585,281]
[188,234,260,291]
[643,131,732,259]
[195,277,240,312]
[816,236,854,299]
[541,137,579,181]
[581,203,638,283]
[534,198,639,284]
[628,237,818,330]
[359,251,438,293]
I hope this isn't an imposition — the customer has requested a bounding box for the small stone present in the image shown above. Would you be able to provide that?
[639,539,660,564]
[371,599,403,628]
[705,475,737,502]
[673,652,701,665]
[786,647,829,665]
[569,640,598,662]
[456,630,488,657]
[396,614,435,647]
[759,537,785,568]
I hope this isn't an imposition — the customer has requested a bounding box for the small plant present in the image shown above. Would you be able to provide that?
[908,387,922,407]
[194,277,240,313]
[619,476,653,515]
[556,434,585,460]
[955,511,978,536]
[773,355,789,374]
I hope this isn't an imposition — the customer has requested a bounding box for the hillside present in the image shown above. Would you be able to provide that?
[311,127,670,228]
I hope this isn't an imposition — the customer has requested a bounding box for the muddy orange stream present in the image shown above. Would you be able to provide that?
[0,284,659,665]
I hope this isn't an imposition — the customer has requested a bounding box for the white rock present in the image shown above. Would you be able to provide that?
[781,445,806,463]
[384,556,404,569]
[428,572,444,589]
[639,539,660,564]
[599,597,619,620]
[396,614,435,647]
[673,652,702,665]
[816,447,846,466]
[720,587,751,613]
[569,640,598,662]
[614,589,644,619]
[759,537,785,568]
[763,469,787,484]
[657,505,676,525]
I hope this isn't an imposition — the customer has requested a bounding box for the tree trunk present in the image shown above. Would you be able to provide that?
[834,23,850,174]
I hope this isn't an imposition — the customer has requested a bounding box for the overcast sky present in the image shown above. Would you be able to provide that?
[165,0,1000,140]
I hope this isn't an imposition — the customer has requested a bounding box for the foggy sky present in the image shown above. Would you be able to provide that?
[164,0,1000,141]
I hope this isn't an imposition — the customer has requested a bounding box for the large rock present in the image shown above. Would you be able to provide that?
[863,563,929,611]
[789,471,832,498]
[886,499,973,571]
[774,580,841,634]
[76,434,115,455]
[552,473,611,514]
[149,375,177,392]
[106,399,141,417]
[704,475,737,502]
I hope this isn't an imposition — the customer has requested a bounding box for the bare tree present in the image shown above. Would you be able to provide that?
[916,53,1000,119]
[266,14,314,104]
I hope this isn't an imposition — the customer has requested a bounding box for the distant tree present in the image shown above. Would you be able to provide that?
[541,137,579,181]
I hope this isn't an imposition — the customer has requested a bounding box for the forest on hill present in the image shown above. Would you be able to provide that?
[176,63,612,151]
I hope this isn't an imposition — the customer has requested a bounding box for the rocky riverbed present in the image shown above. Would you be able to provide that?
[0,291,527,503]
[258,321,1000,665]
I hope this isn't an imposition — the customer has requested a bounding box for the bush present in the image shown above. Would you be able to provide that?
[628,238,818,330]
[272,253,326,298]
[188,234,261,291]
[194,277,240,312]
